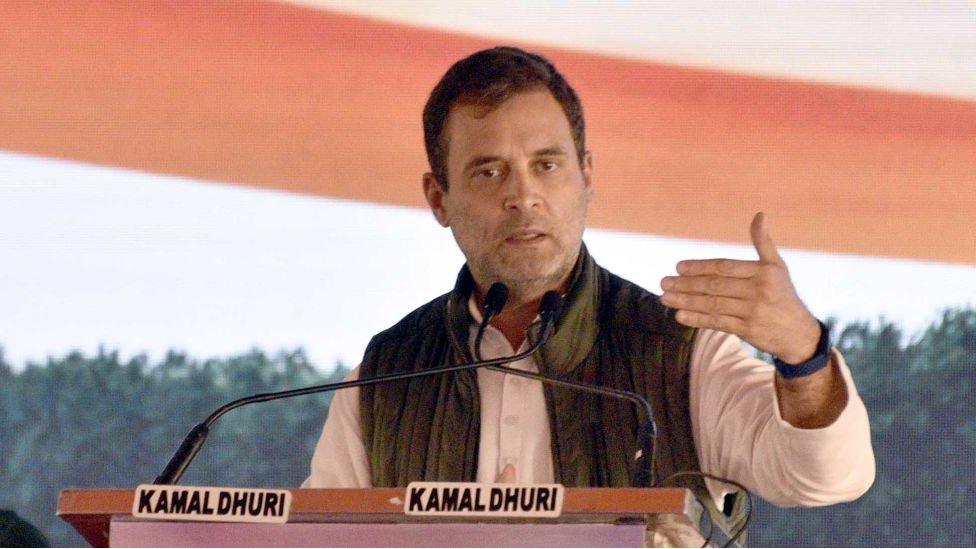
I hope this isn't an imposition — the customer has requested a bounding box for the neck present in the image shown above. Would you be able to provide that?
[474,281,567,351]
[489,295,543,350]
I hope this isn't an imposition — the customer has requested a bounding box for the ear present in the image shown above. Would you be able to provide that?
[582,151,594,202]
[423,172,451,227]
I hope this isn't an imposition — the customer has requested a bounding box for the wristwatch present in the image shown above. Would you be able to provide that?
[773,320,832,379]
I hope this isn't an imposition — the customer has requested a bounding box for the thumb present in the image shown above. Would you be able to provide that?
[750,212,784,264]
[496,464,517,483]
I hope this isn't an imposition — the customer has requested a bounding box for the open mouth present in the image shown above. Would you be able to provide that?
[505,232,547,244]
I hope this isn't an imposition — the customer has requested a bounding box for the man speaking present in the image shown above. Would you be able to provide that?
[304,46,874,542]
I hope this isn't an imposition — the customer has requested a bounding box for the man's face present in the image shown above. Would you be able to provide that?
[424,89,593,299]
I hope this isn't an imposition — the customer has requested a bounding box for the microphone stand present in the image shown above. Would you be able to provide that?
[473,288,658,487]
[153,310,560,485]
[483,362,658,488]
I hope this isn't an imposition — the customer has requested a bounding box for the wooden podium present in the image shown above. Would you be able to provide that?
[58,487,712,547]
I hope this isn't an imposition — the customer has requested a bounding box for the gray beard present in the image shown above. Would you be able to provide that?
[500,272,566,305]
[473,248,580,306]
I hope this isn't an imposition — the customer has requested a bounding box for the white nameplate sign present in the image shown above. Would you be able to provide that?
[404,482,564,517]
[132,485,291,524]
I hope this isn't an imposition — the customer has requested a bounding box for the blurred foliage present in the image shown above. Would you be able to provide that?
[0,347,347,547]
[1,308,974,546]
[751,308,976,546]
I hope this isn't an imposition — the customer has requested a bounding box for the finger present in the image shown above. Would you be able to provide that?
[750,212,784,265]
[675,258,760,278]
[660,275,754,298]
[660,292,752,318]
[495,464,516,483]
[673,310,748,335]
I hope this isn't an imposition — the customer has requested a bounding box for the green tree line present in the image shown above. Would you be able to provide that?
[749,308,976,546]
[0,348,347,547]
[1,308,974,546]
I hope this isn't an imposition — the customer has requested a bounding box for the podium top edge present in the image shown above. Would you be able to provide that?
[58,487,694,548]
[58,487,691,516]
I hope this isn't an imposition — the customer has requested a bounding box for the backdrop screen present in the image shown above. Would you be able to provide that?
[1,1,973,546]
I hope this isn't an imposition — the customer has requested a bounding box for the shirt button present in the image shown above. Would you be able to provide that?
[504,415,519,426]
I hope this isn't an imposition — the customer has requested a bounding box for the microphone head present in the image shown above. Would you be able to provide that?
[482,282,509,319]
[539,291,564,324]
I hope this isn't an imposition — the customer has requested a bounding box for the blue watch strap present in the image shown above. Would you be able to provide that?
[774,321,831,379]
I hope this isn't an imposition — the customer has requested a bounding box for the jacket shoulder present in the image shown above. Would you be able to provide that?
[364,291,452,351]
[603,270,691,338]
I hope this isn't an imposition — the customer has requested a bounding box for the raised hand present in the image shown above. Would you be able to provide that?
[660,212,822,364]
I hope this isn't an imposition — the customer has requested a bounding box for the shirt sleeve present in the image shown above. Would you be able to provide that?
[689,328,876,507]
[302,365,373,488]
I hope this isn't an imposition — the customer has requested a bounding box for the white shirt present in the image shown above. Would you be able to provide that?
[304,297,875,508]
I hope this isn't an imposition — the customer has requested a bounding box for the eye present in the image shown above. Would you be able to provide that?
[535,160,559,173]
[474,166,503,180]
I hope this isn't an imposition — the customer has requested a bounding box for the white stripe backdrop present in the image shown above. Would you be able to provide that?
[1,151,972,369]
[296,0,976,100]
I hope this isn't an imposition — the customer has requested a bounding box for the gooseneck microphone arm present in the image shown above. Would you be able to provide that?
[474,287,658,488]
[484,363,658,488]
[153,293,561,486]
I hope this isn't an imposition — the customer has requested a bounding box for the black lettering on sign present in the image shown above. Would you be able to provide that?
[458,489,473,512]
[403,483,562,516]
[217,492,231,514]
[133,486,290,522]
[264,493,279,516]
[232,491,248,515]
[537,488,550,511]
[138,490,155,513]
[184,491,199,514]
[503,488,518,512]
[169,491,188,514]
[408,488,426,512]
[425,488,440,512]
[440,488,459,512]
[248,493,262,516]
[489,488,503,511]
[154,490,169,513]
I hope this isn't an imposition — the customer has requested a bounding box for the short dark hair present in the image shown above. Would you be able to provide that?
[423,46,586,189]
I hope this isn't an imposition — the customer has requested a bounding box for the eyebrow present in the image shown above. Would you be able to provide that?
[463,155,503,173]
[533,146,567,157]
[462,146,568,173]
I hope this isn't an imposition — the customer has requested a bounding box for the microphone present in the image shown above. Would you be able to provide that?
[483,282,510,322]
[538,290,563,325]
[153,292,561,486]
[474,285,562,363]
[472,290,659,487]
[474,282,509,362]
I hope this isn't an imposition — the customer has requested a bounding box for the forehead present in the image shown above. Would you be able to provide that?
[443,90,574,163]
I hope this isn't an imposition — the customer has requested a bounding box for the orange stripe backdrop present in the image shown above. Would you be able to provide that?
[2,0,974,264]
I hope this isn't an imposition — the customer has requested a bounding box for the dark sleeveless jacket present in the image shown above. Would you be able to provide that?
[356,246,750,537]
[358,245,709,487]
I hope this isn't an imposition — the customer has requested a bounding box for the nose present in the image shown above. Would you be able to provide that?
[502,166,542,211]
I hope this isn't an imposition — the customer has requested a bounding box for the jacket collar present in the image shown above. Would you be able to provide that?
[445,243,601,375]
